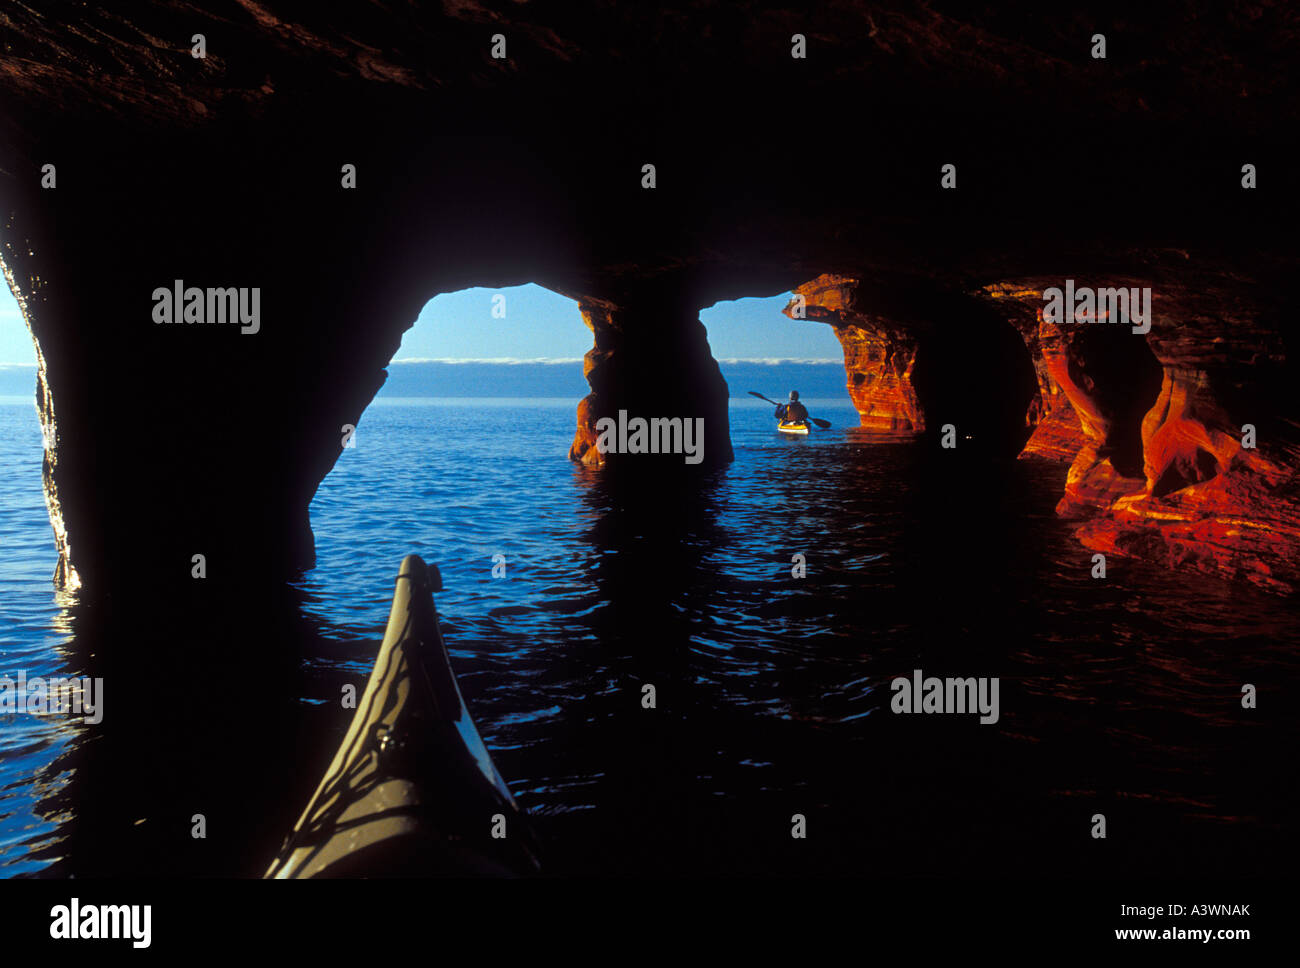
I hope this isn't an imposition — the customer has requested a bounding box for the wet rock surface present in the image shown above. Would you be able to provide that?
[980,270,1300,594]
[0,3,1295,596]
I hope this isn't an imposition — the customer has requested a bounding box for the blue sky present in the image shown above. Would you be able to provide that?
[0,282,843,364]
[0,284,26,364]
[392,285,842,362]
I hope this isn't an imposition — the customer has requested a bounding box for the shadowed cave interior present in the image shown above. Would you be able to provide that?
[1,1,1298,880]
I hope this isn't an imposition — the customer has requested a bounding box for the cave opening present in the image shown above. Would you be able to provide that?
[909,299,1041,459]
[299,281,594,604]
[323,280,595,513]
[0,269,60,588]
[696,290,854,411]
[1062,323,1165,479]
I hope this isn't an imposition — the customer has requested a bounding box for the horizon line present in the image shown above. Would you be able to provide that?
[387,356,843,365]
[0,356,846,368]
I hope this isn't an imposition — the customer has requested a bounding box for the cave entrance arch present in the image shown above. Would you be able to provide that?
[908,296,1041,458]
[307,282,594,583]
[308,281,595,575]
[781,275,1042,458]
[697,290,853,429]
[0,267,64,588]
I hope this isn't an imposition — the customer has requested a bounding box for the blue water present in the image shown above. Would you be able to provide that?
[0,398,81,875]
[2,395,1297,876]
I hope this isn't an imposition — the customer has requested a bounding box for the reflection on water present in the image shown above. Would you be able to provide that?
[1,398,1296,876]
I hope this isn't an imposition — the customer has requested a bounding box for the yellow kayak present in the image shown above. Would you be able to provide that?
[777,421,810,435]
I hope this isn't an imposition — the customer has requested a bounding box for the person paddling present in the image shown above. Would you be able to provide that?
[774,390,809,426]
[746,390,830,430]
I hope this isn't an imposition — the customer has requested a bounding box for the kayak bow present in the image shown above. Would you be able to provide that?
[265,555,541,878]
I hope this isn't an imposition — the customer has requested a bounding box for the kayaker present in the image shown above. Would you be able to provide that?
[775,390,809,424]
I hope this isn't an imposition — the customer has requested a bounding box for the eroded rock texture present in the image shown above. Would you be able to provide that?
[568,296,733,468]
[982,285,1086,463]
[979,268,1300,594]
[784,274,1040,457]
[784,275,924,433]
[0,3,1295,599]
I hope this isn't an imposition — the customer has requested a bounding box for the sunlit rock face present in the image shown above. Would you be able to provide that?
[798,264,1299,593]
[983,269,1300,594]
[569,297,733,469]
[787,275,1039,457]
[0,3,1295,598]
[569,301,619,467]
[1020,397,1086,464]
[784,275,924,433]
[981,285,1085,463]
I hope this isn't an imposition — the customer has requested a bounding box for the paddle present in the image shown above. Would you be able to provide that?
[748,391,831,429]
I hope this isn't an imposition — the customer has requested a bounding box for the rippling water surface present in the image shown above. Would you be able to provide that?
[2,396,1296,876]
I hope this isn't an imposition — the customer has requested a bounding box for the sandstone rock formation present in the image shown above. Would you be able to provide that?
[567,296,733,468]
[786,266,1300,593]
[0,3,1295,598]
[981,285,1087,463]
[783,275,924,434]
[976,268,1300,594]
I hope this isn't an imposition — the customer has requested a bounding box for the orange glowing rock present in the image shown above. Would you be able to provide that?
[981,274,1300,594]
[785,274,925,433]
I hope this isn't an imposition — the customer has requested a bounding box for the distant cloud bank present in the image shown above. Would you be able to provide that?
[390,357,842,366]
[390,357,585,365]
[378,359,850,400]
[2,360,848,400]
[717,358,842,365]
